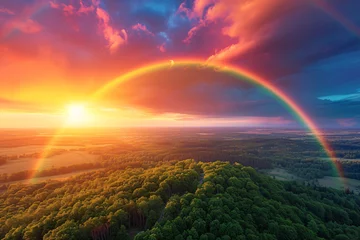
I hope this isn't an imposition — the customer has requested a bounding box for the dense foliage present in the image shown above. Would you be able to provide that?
[1,160,360,240]
[0,160,201,239]
[136,161,360,240]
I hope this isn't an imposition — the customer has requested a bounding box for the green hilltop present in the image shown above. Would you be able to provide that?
[1,160,360,240]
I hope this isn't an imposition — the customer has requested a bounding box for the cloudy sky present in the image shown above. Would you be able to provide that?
[1,0,360,128]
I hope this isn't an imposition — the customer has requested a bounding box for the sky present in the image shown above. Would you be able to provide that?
[1,0,360,128]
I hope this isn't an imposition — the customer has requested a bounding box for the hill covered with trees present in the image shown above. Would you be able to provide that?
[1,160,360,240]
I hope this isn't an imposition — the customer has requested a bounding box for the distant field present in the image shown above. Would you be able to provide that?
[264,168,303,181]
[0,144,112,155]
[0,151,99,174]
[317,176,360,194]
[337,158,360,161]
[319,157,360,162]
[1,169,102,186]
[0,145,83,155]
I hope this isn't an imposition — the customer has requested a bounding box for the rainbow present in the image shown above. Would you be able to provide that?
[33,59,345,186]
[311,0,360,38]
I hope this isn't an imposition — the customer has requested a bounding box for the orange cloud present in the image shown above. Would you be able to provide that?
[193,0,215,18]
[50,0,94,15]
[207,41,257,63]
[49,0,126,53]
[180,0,302,62]
[183,20,206,43]
[96,8,127,53]
[179,0,215,43]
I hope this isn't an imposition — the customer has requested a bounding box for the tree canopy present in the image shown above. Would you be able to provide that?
[1,160,360,240]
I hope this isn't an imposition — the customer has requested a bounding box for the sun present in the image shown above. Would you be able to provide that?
[66,104,88,124]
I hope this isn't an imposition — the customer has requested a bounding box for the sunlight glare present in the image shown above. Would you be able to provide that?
[66,104,88,125]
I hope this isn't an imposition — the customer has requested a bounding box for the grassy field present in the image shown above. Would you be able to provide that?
[0,169,103,193]
[317,176,360,194]
[264,168,303,181]
[0,144,113,155]
[4,169,103,185]
[265,169,360,194]
[0,145,84,155]
[319,157,360,162]
[0,151,99,174]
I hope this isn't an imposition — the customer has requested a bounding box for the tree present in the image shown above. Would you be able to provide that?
[277,225,297,240]
[43,220,80,240]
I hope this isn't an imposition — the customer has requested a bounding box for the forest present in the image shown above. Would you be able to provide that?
[1,160,360,240]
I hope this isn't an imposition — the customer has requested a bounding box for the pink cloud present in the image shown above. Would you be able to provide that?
[92,0,100,6]
[207,41,257,63]
[96,7,127,53]
[50,1,94,15]
[177,0,215,43]
[49,1,60,9]
[177,2,192,19]
[207,0,304,62]
[178,0,215,19]
[9,19,42,33]
[165,116,293,127]
[78,0,95,14]
[183,20,206,43]
[178,0,302,62]
[0,7,15,15]
[193,0,215,18]
[132,23,154,36]
[215,116,293,126]
[157,43,167,53]
[1,3,45,38]
[49,0,126,53]
[62,4,75,15]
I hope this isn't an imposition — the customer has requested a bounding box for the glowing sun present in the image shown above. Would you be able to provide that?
[66,104,88,124]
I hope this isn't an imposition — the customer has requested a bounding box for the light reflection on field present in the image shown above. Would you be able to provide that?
[318,176,360,194]
[2,169,100,186]
[0,145,82,155]
[0,151,98,174]
[0,144,113,155]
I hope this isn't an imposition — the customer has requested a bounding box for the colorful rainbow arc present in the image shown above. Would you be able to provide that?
[33,59,345,187]
[311,0,360,38]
